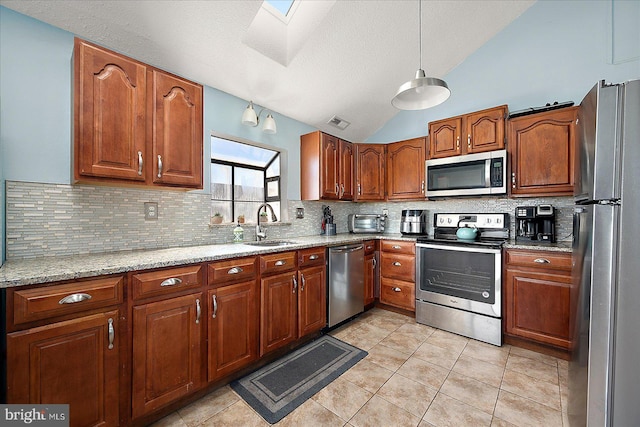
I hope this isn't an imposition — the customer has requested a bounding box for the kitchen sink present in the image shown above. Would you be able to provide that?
[243,240,296,247]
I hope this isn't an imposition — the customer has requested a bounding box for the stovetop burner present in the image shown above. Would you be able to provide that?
[417,212,510,249]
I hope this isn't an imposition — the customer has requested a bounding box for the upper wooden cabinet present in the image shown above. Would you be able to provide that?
[354,143,386,201]
[386,137,427,200]
[508,107,578,197]
[74,38,203,189]
[429,105,507,159]
[300,131,353,200]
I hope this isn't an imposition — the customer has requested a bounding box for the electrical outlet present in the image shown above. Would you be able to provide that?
[296,207,305,219]
[382,208,389,216]
[144,202,158,220]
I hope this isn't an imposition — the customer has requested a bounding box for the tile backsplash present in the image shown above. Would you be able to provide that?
[5,180,573,260]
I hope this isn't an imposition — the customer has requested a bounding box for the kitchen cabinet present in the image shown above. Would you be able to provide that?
[508,107,578,197]
[6,276,124,427]
[379,240,416,311]
[74,38,203,189]
[131,265,205,418]
[429,105,507,159]
[386,137,427,200]
[504,249,573,350]
[354,144,386,201]
[363,240,378,306]
[300,131,353,200]
[207,257,259,382]
[297,247,326,337]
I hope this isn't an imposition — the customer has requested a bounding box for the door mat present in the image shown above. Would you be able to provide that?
[230,335,367,424]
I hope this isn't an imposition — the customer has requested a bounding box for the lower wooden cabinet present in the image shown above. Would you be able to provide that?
[260,271,298,356]
[504,249,572,349]
[297,265,326,337]
[7,310,120,427]
[379,240,415,311]
[132,293,203,418]
[364,240,377,306]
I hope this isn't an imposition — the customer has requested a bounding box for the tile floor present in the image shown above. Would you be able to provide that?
[153,308,568,427]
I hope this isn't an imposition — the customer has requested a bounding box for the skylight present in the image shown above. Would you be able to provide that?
[265,0,295,17]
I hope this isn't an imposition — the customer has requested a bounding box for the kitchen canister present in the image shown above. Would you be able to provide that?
[233,223,244,243]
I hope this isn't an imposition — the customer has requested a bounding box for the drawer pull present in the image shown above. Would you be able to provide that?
[58,293,92,305]
[160,277,182,287]
[212,295,218,319]
[227,267,244,275]
[195,299,201,324]
[393,261,402,266]
[366,245,373,250]
[275,260,287,266]
[392,245,401,249]
[309,254,319,260]
[107,318,115,350]
[534,258,551,264]
[392,287,402,292]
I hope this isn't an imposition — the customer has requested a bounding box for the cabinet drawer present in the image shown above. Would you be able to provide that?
[380,252,415,282]
[260,251,297,275]
[505,250,571,272]
[381,240,415,255]
[364,240,376,255]
[208,257,257,285]
[11,276,124,327]
[132,265,203,300]
[380,278,415,311]
[298,247,325,268]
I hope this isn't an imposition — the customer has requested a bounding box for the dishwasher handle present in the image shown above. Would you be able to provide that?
[330,244,363,253]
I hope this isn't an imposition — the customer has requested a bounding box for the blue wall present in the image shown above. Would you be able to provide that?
[367,0,640,142]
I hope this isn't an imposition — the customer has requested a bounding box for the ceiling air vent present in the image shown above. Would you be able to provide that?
[327,115,351,130]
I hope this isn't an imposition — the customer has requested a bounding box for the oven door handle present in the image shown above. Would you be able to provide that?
[416,242,501,254]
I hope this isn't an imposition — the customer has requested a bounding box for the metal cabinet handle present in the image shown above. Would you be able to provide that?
[358,183,361,195]
[137,151,143,176]
[275,260,286,266]
[392,245,401,249]
[393,261,402,266]
[300,273,306,291]
[534,258,551,264]
[108,318,114,350]
[309,254,319,260]
[227,266,244,274]
[195,299,201,324]
[58,293,92,304]
[372,258,377,268]
[212,294,218,319]
[512,172,517,189]
[456,136,460,149]
[421,180,425,192]
[160,277,182,287]
[467,134,471,149]
[335,183,339,196]
[292,275,298,293]
[157,155,163,178]
[340,184,345,198]
[392,287,401,292]
[366,245,373,250]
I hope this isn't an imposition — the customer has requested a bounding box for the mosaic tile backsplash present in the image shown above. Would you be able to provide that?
[5,181,573,259]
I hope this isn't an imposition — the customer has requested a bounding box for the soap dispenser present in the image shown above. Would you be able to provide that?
[233,222,244,243]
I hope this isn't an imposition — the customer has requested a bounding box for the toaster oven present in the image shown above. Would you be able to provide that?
[348,214,386,233]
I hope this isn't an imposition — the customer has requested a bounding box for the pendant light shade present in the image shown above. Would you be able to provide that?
[392,0,450,110]
[241,101,277,133]
[262,113,277,134]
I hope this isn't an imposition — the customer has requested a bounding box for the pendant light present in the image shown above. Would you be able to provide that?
[241,101,277,134]
[392,0,450,110]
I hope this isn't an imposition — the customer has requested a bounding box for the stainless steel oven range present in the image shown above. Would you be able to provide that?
[415,213,509,346]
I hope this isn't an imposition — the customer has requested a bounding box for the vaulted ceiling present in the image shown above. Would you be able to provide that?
[1,0,535,141]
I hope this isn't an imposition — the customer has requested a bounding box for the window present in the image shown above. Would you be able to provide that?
[211,136,281,223]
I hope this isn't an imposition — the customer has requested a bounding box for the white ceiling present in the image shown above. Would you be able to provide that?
[1,0,535,141]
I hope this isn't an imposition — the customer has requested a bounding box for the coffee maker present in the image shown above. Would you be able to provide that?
[515,204,556,243]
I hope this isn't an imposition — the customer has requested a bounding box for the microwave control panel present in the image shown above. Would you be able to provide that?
[490,158,504,187]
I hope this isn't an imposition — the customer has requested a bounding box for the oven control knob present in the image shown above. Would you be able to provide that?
[486,218,492,224]
[482,291,490,299]
[447,218,452,224]
[496,218,501,224]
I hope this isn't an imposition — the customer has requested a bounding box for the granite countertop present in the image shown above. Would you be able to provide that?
[0,233,570,289]
[503,240,572,252]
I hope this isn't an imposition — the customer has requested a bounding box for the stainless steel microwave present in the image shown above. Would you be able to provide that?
[348,214,386,233]
[425,149,507,198]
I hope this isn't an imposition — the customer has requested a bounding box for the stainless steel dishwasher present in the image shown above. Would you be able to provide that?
[327,243,364,327]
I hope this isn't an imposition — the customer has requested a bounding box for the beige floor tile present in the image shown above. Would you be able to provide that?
[506,354,559,385]
[201,400,269,427]
[413,341,462,370]
[275,398,347,427]
[509,346,559,367]
[365,343,411,371]
[177,385,239,426]
[350,395,420,427]
[341,359,394,394]
[150,412,187,427]
[501,369,561,410]
[353,322,395,343]
[452,355,505,388]
[334,329,381,351]
[440,371,499,414]
[494,390,563,427]
[380,331,425,355]
[423,392,493,427]
[377,373,437,418]
[460,339,510,367]
[396,356,450,389]
[491,416,518,427]
[419,421,437,427]
[395,321,436,341]
[311,376,373,421]
[359,311,409,332]
[425,329,469,353]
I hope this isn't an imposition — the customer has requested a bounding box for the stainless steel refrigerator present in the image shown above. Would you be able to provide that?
[570,79,640,426]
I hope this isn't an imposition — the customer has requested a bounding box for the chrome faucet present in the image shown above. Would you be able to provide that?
[255,203,278,241]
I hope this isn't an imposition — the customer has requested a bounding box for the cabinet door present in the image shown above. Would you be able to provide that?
[75,38,147,182]
[7,310,120,427]
[466,106,506,154]
[320,133,340,199]
[387,137,427,200]
[364,252,376,306]
[504,268,572,349]
[298,266,326,337]
[132,293,203,418]
[429,117,462,159]
[355,144,386,201]
[338,139,354,200]
[260,272,298,356]
[208,281,259,381]
[152,70,203,188]
[508,107,577,196]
